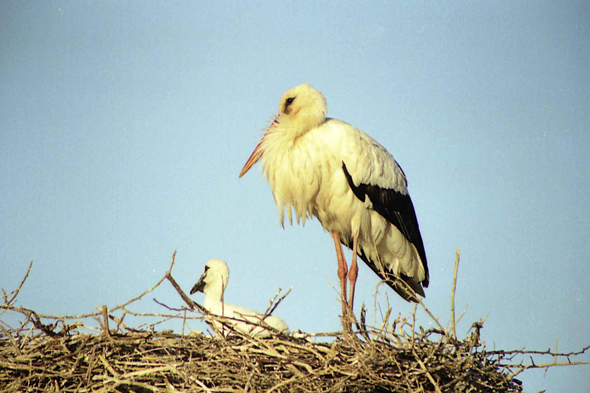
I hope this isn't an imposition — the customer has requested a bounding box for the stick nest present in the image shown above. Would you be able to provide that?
[1,252,587,392]
[0,322,520,393]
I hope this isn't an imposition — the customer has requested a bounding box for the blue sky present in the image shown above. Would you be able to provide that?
[1,1,589,391]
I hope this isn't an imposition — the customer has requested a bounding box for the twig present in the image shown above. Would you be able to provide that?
[3,260,33,306]
[507,359,588,377]
[451,248,460,340]
[99,354,120,377]
[412,347,443,393]
[109,251,178,314]
[545,337,559,377]
[262,286,293,318]
[187,375,212,392]
[0,324,22,356]
[115,311,127,333]
[164,271,205,313]
[487,344,590,357]
[101,305,110,337]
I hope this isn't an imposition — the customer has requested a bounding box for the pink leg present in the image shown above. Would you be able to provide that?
[331,231,348,322]
[348,232,359,312]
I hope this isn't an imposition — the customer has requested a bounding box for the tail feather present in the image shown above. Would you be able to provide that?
[345,240,426,303]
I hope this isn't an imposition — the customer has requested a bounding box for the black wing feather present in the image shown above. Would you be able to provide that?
[342,162,429,300]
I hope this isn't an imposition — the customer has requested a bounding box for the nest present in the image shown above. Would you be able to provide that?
[1,251,587,392]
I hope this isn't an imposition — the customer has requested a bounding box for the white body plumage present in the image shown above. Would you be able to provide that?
[190,259,289,337]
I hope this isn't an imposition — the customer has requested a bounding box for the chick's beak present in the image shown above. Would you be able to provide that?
[190,274,206,295]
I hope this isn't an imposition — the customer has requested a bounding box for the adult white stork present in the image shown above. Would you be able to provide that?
[239,83,428,321]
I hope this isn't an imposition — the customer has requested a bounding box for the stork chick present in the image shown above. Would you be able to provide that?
[190,259,289,337]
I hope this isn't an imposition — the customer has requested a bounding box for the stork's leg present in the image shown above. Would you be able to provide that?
[331,231,348,322]
[348,231,359,312]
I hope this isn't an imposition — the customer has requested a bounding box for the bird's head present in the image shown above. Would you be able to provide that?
[190,259,230,297]
[239,83,327,178]
[277,83,327,132]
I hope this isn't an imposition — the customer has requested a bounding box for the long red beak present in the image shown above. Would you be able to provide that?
[239,133,267,178]
[240,119,277,178]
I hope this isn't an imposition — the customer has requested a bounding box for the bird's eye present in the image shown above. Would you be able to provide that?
[283,97,296,113]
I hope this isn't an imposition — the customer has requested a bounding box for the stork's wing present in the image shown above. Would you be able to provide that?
[342,159,429,300]
[353,245,424,302]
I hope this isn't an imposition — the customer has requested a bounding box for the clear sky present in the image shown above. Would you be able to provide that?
[1,1,589,391]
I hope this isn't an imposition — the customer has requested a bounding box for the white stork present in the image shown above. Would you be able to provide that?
[190,259,289,337]
[239,83,429,321]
